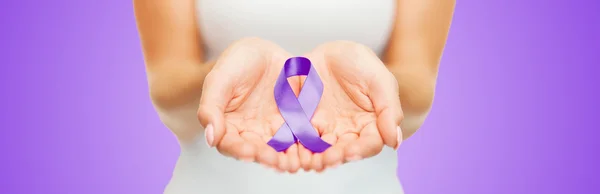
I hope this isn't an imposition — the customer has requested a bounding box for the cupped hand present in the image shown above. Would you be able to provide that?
[197,38,307,172]
[300,41,404,172]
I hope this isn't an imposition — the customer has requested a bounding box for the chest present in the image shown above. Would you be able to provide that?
[196,0,396,60]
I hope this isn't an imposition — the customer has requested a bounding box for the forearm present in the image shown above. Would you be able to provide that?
[135,0,211,110]
[382,0,455,139]
[144,61,216,144]
[146,60,215,110]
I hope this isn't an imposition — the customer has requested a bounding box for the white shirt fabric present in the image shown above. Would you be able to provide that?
[162,1,404,194]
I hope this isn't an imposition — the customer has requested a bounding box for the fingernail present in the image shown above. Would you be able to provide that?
[395,126,402,150]
[205,124,214,147]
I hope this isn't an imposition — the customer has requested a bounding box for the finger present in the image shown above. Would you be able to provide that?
[368,71,403,149]
[314,133,341,172]
[197,70,234,147]
[323,133,357,167]
[276,152,288,173]
[344,122,384,161]
[285,144,301,173]
[298,121,321,171]
[298,143,312,171]
[241,132,278,168]
[217,131,257,162]
[310,152,324,172]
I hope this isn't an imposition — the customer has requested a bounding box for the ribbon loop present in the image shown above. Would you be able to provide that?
[267,57,331,153]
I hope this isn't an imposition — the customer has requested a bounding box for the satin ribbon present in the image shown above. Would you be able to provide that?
[267,57,331,153]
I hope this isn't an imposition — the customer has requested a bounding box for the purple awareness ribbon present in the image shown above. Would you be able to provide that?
[267,57,331,153]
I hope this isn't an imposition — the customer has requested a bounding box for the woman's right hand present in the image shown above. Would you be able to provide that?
[197,38,304,172]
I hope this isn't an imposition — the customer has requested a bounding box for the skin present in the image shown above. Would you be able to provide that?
[134,0,455,173]
[300,42,404,171]
[384,0,456,139]
[197,38,298,170]
[197,39,404,173]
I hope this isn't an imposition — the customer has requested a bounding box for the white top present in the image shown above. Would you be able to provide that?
[162,1,403,194]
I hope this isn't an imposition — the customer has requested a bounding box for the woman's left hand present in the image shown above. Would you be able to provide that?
[299,41,404,172]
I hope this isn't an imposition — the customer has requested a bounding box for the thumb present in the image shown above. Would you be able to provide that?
[368,71,403,149]
[197,70,233,147]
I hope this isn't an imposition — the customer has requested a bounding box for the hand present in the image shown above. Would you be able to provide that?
[197,38,304,172]
[300,41,404,171]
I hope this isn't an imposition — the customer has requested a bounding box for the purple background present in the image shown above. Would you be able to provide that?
[1,0,599,194]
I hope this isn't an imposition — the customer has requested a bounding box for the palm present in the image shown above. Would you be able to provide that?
[199,39,303,171]
[313,57,378,137]
[221,53,301,170]
[314,65,379,145]
[223,71,282,143]
[200,39,401,173]
[221,53,284,135]
[291,51,381,171]
[297,42,402,171]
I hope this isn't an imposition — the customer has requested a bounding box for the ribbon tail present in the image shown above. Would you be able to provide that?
[267,123,296,152]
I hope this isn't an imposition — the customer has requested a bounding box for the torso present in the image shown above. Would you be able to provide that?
[162,1,403,194]
[197,0,396,59]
